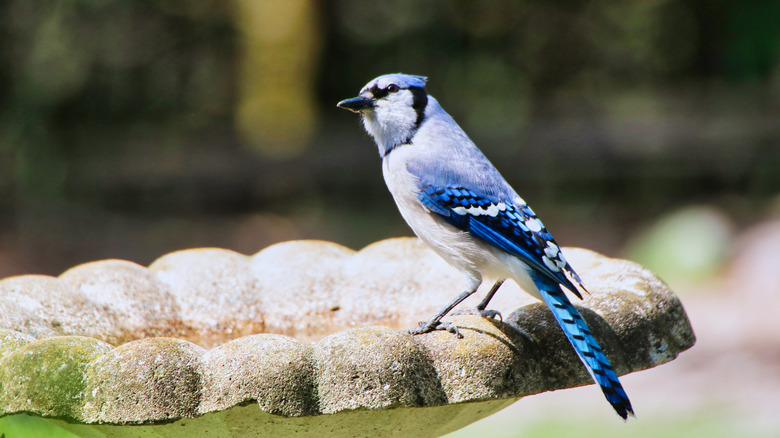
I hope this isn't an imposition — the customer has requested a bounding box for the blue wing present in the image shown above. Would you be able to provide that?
[418,185,585,298]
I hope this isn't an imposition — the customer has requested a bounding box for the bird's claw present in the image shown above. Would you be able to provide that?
[451,308,502,321]
[407,320,463,338]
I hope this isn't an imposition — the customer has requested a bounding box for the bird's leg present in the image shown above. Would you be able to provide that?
[476,279,504,315]
[408,287,477,338]
[451,280,505,320]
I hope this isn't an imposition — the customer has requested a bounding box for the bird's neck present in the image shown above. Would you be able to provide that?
[362,114,416,158]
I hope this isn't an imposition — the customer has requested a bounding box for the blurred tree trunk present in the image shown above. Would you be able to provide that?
[234,0,322,158]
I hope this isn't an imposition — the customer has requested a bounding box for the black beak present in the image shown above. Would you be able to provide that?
[337,96,374,113]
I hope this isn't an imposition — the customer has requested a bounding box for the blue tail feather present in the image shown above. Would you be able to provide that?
[533,275,634,419]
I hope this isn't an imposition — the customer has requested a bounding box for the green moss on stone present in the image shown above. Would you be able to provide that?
[0,336,112,420]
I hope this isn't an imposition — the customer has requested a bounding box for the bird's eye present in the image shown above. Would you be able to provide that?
[387,84,400,93]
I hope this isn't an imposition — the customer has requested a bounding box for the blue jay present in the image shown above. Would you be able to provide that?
[338,73,634,419]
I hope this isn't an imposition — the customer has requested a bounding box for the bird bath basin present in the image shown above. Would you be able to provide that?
[0,238,695,437]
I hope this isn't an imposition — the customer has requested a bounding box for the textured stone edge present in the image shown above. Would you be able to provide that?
[0,239,696,425]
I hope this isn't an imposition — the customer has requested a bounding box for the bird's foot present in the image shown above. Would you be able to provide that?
[451,308,502,321]
[408,320,463,338]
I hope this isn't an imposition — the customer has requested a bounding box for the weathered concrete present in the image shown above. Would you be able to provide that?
[0,238,696,436]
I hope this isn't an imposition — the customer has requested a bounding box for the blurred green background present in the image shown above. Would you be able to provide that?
[0,0,779,437]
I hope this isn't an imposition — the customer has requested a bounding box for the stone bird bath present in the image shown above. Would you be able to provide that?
[0,237,695,437]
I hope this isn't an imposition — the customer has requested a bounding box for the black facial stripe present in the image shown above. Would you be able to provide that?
[388,86,429,152]
[369,84,388,100]
[368,84,428,116]
[409,86,428,128]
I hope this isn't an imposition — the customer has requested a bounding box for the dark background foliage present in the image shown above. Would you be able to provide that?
[1,0,778,276]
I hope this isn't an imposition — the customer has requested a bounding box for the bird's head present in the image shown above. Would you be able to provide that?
[338,73,429,156]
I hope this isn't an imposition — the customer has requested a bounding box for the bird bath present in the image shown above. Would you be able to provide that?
[0,238,695,437]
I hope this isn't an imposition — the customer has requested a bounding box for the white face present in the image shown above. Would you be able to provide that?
[362,84,419,151]
[355,77,428,156]
[338,74,429,157]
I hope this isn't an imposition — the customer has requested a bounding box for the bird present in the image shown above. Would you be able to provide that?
[337,73,634,419]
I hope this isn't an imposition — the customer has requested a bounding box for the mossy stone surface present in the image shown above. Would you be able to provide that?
[81,338,204,424]
[0,336,111,419]
[0,238,696,436]
[200,334,318,416]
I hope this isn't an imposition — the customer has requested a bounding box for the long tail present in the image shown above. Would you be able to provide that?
[533,275,634,419]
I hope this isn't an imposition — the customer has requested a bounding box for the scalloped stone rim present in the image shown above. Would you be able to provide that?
[0,238,695,428]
